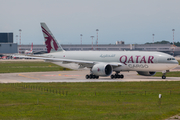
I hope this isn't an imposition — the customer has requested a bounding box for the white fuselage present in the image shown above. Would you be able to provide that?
[42,51,178,72]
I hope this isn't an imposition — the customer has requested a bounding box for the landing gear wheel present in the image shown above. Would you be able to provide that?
[120,74,124,79]
[85,75,89,79]
[111,75,114,79]
[162,75,166,79]
[161,70,168,79]
[111,72,124,79]
[85,74,99,79]
[114,75,118,79]
[89,74,93,79]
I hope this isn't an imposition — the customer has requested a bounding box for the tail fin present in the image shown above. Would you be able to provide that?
[40,23,64,53]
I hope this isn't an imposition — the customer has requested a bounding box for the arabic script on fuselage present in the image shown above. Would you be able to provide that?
[100,54,116,58]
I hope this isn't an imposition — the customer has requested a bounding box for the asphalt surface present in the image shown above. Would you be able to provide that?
[0,67,180,83]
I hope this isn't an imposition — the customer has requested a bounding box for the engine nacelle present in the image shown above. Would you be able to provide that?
[91,63,113,76]
[137,71,156,76]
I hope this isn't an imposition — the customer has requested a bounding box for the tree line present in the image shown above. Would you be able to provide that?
[145,40,180,47]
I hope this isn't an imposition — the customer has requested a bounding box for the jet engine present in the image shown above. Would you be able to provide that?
[137,71,156,76]
[91,63,113,76]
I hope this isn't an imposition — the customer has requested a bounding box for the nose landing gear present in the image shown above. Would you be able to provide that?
[162,75,166,79]
[162,70,169,79]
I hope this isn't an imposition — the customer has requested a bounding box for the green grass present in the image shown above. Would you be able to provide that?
[0,82,180,119]
[0,61,179,119]
[154,71,180,77]
[0,61,70,73]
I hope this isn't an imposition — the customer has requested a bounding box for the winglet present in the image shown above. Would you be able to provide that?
[40,23,64,53]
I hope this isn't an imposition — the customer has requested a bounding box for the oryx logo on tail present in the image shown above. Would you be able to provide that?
[40,23,64,53]
[41,26,58,53]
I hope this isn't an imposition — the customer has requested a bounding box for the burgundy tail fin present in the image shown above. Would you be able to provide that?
[40,23,64,53]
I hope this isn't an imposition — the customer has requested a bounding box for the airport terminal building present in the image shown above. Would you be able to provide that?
[18,43,180,56]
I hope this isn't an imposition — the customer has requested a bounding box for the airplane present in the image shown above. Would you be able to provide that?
[19,23,179,79]
[24,43,33,55]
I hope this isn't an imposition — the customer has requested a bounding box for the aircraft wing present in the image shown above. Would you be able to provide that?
[15,55,95,68]
[14,55,123,68]
[15,55,93,63]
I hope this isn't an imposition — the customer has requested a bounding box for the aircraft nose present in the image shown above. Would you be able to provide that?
[173,60,179,68]
[175,60,179,65]
[167,59,179,69]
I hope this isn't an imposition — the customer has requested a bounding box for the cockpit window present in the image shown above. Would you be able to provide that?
[167,58,175,61]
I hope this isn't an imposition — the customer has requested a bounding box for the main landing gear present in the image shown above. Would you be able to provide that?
[85,71,124,79]
[111,72,124,79]
[86,74,99,79]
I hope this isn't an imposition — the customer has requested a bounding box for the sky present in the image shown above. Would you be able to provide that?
[0,0,180,45]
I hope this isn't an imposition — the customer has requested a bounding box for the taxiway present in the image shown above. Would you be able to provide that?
[0,67,180,83]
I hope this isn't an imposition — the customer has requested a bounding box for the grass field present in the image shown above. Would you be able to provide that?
[0,82,180,119]
[154,71,180,77]
[0,61,70,73]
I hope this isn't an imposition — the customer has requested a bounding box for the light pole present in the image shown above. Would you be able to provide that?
[19,29,22,53]
[90,36,94,50]
[80,34,83,45]
[16,35,18,44]
[96,29,99,50]
[152,34,155,44]
[172,29,175,45]
[19,29,22,45]
[172,29,175,56]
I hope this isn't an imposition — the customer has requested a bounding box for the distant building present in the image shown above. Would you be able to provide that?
[116,41,124,45]
[0,33,18,55]
[0,43,18,54]
[0,33,13,43]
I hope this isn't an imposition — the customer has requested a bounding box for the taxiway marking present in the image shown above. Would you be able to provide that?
[42,74,81,77]
[18,74,39,80]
